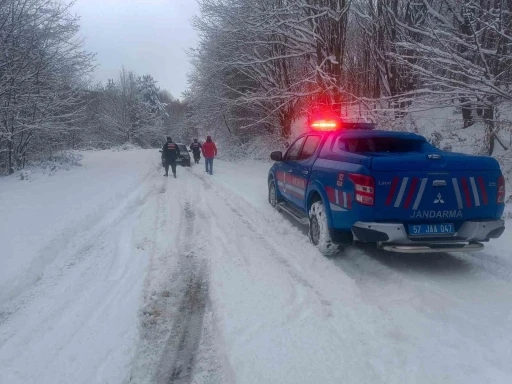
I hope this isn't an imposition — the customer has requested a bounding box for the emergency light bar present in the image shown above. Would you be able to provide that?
[310,120,375,131]
[311,120,338,130]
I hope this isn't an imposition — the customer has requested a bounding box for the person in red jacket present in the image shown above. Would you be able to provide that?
[201,136,217,175]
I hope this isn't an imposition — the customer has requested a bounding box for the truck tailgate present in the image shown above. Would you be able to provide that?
[372,154,502,222]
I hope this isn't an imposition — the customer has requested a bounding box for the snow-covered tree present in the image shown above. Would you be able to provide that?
[389,0,512,154]
[189,0,353,139]
[0,0,94,174]
[99,69,166,147]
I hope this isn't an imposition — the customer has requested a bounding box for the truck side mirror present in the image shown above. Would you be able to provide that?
[270,151,283,161]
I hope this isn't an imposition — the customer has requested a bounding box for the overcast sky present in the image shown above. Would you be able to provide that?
[72,0,199,99]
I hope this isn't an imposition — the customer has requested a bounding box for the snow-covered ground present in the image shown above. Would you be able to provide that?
[1,150,512,384]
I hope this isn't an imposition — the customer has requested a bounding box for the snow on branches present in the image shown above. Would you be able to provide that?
[188,0,512,161]
[0,0,94,174]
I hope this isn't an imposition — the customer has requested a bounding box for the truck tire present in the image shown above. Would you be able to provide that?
[309,200,339,255]
[268,179,279,208]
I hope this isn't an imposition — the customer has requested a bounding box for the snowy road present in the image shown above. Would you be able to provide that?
[1,150,512,384]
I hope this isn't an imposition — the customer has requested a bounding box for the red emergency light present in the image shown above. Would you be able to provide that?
[310,119,376,132]
[310,120,338,131]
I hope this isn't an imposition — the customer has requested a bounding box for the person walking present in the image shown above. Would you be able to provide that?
[190,139,202,164]
[161,136,181,178]
[201,136,217,175]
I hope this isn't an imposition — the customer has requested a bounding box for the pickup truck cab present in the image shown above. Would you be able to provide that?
[268,120,506,254]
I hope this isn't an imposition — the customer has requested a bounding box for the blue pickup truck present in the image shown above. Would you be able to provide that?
[268,120,506,254]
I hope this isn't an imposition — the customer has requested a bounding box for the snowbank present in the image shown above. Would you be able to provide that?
[0,149,157,304]
[0,149,161,384]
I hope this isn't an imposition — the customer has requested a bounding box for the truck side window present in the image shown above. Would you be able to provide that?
[331,136,348,153]
[299,135,321,160]
[284,137,305,161]
[335,137,347,152]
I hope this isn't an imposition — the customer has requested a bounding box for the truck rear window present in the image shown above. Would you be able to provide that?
[334,137,422,154]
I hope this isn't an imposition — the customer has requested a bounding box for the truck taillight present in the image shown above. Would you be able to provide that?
[497,176,506,204]
[349,173,375,206]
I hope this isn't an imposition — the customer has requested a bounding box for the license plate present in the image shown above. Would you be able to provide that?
[408,223,455,236]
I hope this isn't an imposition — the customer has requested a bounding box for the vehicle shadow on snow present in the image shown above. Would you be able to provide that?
[336,244,474,277]
[279,212,310,237]
[276,209,473,277]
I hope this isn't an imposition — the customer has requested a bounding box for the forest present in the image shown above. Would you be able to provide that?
[2,0,512,175]
[188,0,512,159]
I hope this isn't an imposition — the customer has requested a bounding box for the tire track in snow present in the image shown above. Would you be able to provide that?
[130,175,213,384]
[154,263,208,384]
[153,202,208,384]
[192,171,329,301]
[185,169,389,381]
[188,170,335,335]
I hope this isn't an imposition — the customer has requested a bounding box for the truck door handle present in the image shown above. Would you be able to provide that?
[287,169,293,173]
[302,170,309,175]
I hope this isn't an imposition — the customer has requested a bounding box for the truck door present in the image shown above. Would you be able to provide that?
[281,135,321,210]
[275,136,306,205]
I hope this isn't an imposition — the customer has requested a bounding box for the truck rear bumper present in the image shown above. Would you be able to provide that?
[380,242,485,253]
[352,220,505,252]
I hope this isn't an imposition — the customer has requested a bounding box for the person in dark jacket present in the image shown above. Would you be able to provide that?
[201,136,217,175]
[162,137,181,178]
[190,139,202,164]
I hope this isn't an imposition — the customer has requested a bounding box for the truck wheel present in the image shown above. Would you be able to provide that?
[268,180,279,208]
[309,201,339,255]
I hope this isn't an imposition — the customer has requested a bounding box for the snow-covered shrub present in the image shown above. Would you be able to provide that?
[111,142,142,152]
[216,133,286,162]
[18,170,34,181]
[428,131,443,148]
[38,151,83,175]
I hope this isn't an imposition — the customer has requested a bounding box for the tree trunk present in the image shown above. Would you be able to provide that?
[8,140,14,175]
[483,106,495,155]
[222,114,232,134]
[281,113,292,139]
[460,98,474,128]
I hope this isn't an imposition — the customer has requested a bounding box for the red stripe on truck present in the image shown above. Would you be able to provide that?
[478,177,488,205]
[325,187,336,204]
[403,178,419,209]
[386,177,400,206]
[461,178,472,208]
